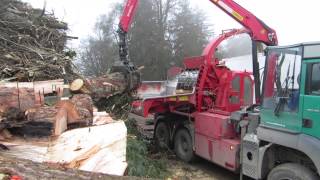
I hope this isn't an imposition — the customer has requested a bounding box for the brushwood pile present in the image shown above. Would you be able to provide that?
[0,0,78,82]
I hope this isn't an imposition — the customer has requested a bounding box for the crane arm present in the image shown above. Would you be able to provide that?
[119,0,139,33]
[117,0,139,67]
[209,0,278,103]
[111,0,140,92]
[209,0,278,46]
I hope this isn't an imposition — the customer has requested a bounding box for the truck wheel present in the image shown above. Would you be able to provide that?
[155,121,170,149]
[174,128,194,162]
[267,163,319,180]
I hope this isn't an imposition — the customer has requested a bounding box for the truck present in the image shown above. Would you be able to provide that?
[126,1,320,180]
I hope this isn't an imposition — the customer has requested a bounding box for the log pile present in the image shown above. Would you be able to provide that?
[0,79,127,177]
[0,0,78,82]
[0,80,112,137]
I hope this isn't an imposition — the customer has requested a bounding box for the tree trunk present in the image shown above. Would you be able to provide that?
[0,156,135,180]
[70,75,128,100]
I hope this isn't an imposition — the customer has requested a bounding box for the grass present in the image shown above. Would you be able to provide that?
[125,118,170,179]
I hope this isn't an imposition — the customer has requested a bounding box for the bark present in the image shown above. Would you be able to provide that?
[0,156,138,180]
[0,87,35,112]
[71,94,94,115]
[71,94,93,126]
[86,74,126,99]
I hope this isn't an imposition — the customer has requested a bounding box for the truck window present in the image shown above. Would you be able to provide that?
[307,63,320,95]
[244,77,253,105]
[304,45,320,59]
[230,76,240,104]
[263,47,302,112]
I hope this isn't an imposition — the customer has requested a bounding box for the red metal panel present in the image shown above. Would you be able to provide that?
[194,112,240,171]
[167,66,183,78]
[208,0,277,46]
[119,0,139,32]
[195,112,236,140]
[211,138,240,171]
[195,133,211,161]
[183,56,205,69]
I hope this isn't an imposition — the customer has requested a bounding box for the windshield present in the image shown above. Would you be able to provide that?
[262,46,302,113]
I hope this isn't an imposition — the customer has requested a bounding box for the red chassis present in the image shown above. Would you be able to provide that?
[132,29,254,171]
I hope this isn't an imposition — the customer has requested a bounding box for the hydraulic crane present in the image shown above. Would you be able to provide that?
[110,0,140,92]
[113,0,278,102]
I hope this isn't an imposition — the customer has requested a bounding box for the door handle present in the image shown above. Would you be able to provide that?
[303,119,313,128]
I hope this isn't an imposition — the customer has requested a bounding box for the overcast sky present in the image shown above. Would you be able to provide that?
[23,0,320,48]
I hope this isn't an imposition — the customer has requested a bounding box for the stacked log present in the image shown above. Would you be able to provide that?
[0,78,121,138]
[0,87,35,112]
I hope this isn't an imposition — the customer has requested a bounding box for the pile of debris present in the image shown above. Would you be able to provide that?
[0,79,128,177]
[0,0,78,82]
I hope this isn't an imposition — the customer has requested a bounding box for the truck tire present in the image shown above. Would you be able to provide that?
[155,121,170,149]
[174,128,195,162]
[267,163,319,180]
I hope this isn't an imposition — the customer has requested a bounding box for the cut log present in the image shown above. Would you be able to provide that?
[56,100,80,123]
[0,87,35,111]
[0,80,65,107]
[70,79,84,91]
[55,100,90,127]
[54,108,68,136]
[74,107,92,126]
[1,121,128,177]
[71,75,129,99]
[0,156,136,180]
[11,106,68,137]
[85,75,125,99]
[71,94,94,114]
[70,79,90,94]
[47,121,128,176]
[70,94,93,126]
[0,79,64,95]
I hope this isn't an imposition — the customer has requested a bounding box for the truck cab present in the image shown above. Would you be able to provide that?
[242,42,320,179]
[260,42,320,138]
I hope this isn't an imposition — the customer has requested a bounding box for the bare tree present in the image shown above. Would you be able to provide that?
[79,0,214,80]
